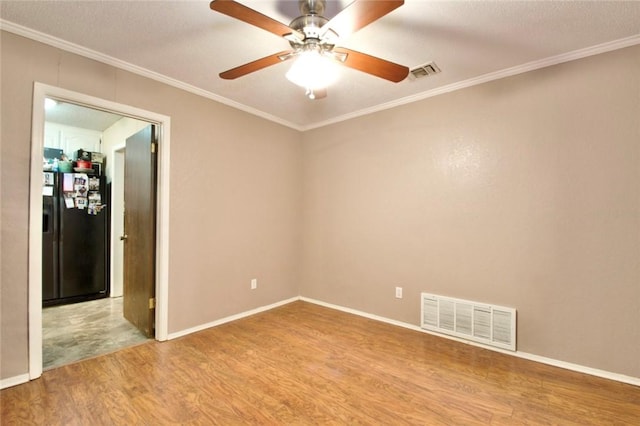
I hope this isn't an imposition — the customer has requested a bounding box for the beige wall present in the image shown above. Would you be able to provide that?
[2,29,638,382]
[0,31,302,379]
[301,45,640,378]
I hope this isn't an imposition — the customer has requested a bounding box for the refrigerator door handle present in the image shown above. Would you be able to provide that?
[43,212,50,233]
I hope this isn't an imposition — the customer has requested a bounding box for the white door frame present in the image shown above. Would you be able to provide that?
[29,82,171,379]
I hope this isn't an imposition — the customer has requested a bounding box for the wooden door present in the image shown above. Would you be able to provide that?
[123,125,157,337]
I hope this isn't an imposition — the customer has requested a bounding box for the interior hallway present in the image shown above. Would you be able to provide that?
[43,297,150,370]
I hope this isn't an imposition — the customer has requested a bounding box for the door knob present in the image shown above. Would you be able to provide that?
[120,234,128,241]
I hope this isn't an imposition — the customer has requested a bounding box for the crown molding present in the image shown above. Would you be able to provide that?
[2,20,638,132]
[301,33,640,131]
[0,19,304,131]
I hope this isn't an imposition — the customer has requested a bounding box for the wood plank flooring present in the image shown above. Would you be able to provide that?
[2,301,639,425]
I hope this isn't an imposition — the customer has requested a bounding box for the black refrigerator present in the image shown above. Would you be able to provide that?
[42,172,110,306]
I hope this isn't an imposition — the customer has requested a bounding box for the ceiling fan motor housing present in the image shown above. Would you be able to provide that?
[289,15,329,40]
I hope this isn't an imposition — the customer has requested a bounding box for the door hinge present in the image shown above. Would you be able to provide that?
[149,297,156,309]
[151,142,156,154]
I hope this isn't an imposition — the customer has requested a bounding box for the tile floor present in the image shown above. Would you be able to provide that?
[43,296,150,370]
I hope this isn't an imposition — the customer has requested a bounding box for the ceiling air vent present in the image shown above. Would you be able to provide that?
[410,62,441,79]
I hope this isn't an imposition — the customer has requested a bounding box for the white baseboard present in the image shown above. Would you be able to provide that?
[301,297,422,331]
[6,296,636,389]
[167,296,300,340]
[300,297,640,387]
[513,351,640,387]
[1,373,30,390]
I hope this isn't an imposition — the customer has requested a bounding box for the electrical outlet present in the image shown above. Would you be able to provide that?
[251,278,257,290]
[395,286,403,299]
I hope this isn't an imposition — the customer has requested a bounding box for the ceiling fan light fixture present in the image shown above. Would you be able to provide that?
[286,50,338,91]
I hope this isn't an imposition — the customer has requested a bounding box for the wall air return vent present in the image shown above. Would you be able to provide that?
[421,293,516,351]
[410,62,441,79]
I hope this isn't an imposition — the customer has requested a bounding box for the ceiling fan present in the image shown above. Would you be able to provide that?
[210,0,410,99]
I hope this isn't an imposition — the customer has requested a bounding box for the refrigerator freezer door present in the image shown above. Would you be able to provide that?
[58,174,108,299]
[42,173,59,301]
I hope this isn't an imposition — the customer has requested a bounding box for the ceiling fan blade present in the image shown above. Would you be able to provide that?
[322,0,404,40]
[334,47,409,82]
[219,50,293,80]
[210,0,303,39]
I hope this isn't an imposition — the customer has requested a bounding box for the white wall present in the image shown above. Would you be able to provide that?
[102,117,150,297]
[102,117,149,181]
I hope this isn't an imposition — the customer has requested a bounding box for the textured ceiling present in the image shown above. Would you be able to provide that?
[2,1,640,130]
[46,101,125,132]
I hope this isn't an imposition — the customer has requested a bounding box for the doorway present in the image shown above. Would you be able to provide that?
[41,103,153,369]
[29,83,171,380]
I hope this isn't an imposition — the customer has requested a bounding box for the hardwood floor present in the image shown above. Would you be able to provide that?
[2,301,639,425]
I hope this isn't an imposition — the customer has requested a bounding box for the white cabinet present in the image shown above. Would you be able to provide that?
[44,122,102,158]
[44,125,61,149]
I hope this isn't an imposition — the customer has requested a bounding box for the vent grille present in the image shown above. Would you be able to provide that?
[410,62,441,79]
[421,293,516,351]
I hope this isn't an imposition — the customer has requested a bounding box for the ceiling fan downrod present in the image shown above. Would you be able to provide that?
[299,0,325,16]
